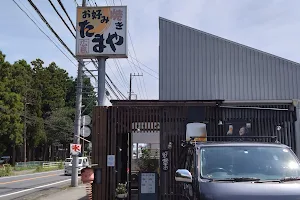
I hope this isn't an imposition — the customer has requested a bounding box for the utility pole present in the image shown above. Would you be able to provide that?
[97,57,106,106]
[129,73,143,100]
[71,0,86,187]
[23,101,27,163]
[128,73,142,200]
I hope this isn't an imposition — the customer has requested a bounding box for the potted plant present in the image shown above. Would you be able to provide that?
[116,183,128,198]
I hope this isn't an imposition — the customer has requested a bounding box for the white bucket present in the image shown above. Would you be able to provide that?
[186,123,207,142]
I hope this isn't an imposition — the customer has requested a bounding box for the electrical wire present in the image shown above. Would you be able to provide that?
[106,63,128,91]
[47,0,127,100]
[26,0,96,80]
[90,60,128,99]
[12,0,77,67]
[128,54,158,74]
[56,0,76,31]
[127,58,158,79]
[113,59,128,86]
[112,0,148,99]
[48,0,75,38]
[106,0,144,99]
[106,80,121,99]
[125,55,143,99]
[48,0,125,100]
[105,73,127,99]
[128,31,148,99]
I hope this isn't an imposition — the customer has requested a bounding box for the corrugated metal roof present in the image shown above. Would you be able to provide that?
[159,17,300,101]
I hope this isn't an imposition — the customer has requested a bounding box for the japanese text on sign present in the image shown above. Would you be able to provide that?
[76,6,127,58]
[161,150,169,171]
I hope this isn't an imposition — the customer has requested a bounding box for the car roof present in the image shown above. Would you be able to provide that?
[195,142,289,148]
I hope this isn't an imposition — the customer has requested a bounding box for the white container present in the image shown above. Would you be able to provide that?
[186,123,207,142]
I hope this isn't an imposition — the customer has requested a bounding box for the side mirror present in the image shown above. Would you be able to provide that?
[175,169,193,183]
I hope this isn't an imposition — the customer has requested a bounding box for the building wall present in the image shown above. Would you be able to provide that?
[159,17,300,101]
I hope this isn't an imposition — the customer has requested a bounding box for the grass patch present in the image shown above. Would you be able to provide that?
[0,164,13,177]
[35,163,64,173]
[14,165,37,171]
[0,162,64,177]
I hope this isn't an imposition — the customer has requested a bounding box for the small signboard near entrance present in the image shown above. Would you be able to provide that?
[107,155,115,167]
[70,143,82,155]
[138,172,158,200]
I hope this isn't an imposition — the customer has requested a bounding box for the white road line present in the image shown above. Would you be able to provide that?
[0,179,71,198]
[0,170,63,180]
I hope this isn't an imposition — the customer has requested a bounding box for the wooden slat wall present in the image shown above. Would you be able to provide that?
[92,104,296,200]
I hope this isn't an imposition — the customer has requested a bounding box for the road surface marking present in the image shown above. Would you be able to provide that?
[0,179,70,198]
[0,173,60,185]
[0,170,63,180]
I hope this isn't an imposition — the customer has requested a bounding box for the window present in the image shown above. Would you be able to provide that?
[199,146,300,180]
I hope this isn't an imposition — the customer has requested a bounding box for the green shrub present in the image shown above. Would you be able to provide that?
[137,149,159,172]
[0,164,13,177]
[58,162,64,169]
[35,166,43,172]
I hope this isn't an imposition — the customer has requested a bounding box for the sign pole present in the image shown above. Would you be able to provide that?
[71,0,86,187]
[97,57,106,106]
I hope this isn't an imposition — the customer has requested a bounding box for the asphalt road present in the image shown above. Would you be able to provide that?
[0,170,73,200]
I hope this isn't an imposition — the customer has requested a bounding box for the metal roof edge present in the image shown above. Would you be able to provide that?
[110,100,223,106]
[159,17,300,67]
[222,100,293,105]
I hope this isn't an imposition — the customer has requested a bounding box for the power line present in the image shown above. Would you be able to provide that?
[48,0,127,100]
[53,2,127,99]
[128,31,148,99]
[48,0,75,37]
[115,0,148,99]
[12,0,77,67]
[90,60,128,99]
[105,73,127,99]
[26,0,96,80]
[107,63,128,91]
[106,80,121,99]
[128,54,158,74]
[27,0,74,60]
[56,0,76,31]
[106,0,145,99]
[127,58,158,79]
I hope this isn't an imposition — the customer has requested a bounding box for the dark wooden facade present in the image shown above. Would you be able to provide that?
[92,101,296,200]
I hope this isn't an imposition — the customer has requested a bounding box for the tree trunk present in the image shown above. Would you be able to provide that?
[43,145,47,161]
[28,146,31,161]
[12,145,16,166]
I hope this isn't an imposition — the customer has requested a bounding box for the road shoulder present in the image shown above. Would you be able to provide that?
[35,185,88,200]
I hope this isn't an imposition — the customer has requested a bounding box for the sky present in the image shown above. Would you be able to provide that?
[1,0,300,104]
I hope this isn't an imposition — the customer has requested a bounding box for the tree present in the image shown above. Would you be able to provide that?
[45,107,75,144]
[66,75,97,116]
[0,50,96,162]
[0,51,24,163]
